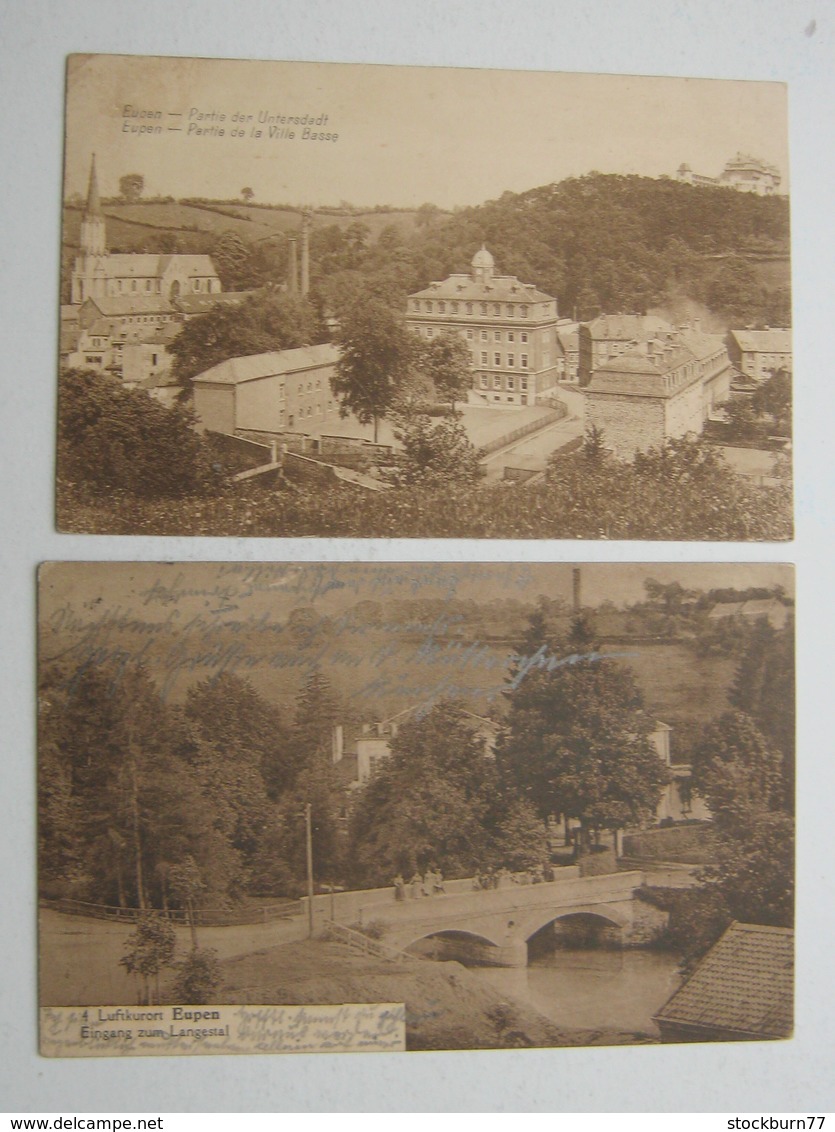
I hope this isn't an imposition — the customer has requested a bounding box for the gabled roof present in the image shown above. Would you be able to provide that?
[654,922,793,1039]
[192,343,340,386]
[730,329,792,355]
[82,296,174,317]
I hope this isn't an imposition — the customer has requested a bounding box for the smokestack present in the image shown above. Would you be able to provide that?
[287,237,298,294]
[301,211,311,296]
[572,567,581,614]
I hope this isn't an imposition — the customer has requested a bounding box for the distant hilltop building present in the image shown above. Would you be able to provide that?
[70,155,222,305]
[676,153,782,196]
[406,247,559,407]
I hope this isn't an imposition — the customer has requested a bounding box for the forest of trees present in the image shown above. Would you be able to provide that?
[40,602,794,951]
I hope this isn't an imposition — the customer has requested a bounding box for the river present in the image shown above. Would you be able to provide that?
[471,947,683,1037]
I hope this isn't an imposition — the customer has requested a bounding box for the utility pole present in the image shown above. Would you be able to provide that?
[304,802,314,938]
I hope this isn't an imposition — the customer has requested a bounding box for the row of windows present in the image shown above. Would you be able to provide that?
[275,377,325,400]
[478,351,529,369]
[477,372,529,392]
[415,325,530,345]
[413,298,532,318]
[109,277,217,295]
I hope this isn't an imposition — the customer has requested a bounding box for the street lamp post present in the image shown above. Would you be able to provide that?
[304,802,314,938]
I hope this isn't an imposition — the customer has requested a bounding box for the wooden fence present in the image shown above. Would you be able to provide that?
[40,897,302,926]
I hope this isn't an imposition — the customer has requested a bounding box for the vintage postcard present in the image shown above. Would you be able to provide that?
[39,561,794,1054]
[58,55,792,539]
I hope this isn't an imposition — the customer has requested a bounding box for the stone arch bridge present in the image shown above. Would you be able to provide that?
[311,869,658,967]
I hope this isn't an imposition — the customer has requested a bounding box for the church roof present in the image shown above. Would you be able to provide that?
[192,343,340,385]
[101,253,219,280]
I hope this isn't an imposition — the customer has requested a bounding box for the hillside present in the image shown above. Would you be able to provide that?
[61,174,790,325]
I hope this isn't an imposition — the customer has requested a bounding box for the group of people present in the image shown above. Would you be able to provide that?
[391,862,557,900]
[473,863,555,888]
[392,869,446,901]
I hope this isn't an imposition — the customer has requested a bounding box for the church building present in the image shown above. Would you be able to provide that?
[406,247,559,407]
[70,155,222,306]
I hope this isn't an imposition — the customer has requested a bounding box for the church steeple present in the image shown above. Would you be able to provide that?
[79,153,106,258]
[85,153,102,217]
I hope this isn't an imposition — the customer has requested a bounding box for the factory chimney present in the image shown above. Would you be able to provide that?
[300,211,312,296]
[287,236,298,294]
[572,567,582,614]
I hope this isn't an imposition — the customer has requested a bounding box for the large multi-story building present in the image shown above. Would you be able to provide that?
[676,153,782,196]
[578,313,673,387]
[191,344,341,435]
[406,247,559,407]
[70,155,222,305]
[585,325,732,459]
[727,328,792,382]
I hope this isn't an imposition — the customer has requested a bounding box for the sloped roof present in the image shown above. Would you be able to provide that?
[730,329,792,355]
[409,273,554,305]
[585,313,672,342]
[586,329,728,398]
[193,343,340,386]
[84,296,174,317]
[654,922,793,1039]
[103,253,219,280]
[174,290,258,315]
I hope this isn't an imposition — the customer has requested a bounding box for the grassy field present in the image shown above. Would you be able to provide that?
[61,200,425,252]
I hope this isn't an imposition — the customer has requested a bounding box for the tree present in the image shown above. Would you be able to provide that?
[57,368,216,499]
[752,368,792,434]
[386,413,483,488]
[332,298,415,442]
[728,620,794,807]
[169,292,323,389]
[210,230,252,290]
[240,187,255,203]
[689,711,785,833]
[498,617,669,850]
[119,174,144,204]
[419,330,472,409]
[348,701,500,885]
[119,914,175,1004]
[168,856,205,948]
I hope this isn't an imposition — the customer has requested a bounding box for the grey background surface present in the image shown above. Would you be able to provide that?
[1,0,833,1112]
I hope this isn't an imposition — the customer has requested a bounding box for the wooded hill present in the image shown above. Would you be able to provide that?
[62,173,791,326]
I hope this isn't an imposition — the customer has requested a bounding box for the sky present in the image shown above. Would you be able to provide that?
[64,54,789,209]
[39,561,795,629]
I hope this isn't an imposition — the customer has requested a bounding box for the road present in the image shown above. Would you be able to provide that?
[480,414,584,482]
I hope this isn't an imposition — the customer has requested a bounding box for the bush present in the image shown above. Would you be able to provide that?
[169,947,222,1004]
[58,368,217,499]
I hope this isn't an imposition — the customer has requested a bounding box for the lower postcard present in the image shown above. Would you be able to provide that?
[38,561,794,1054]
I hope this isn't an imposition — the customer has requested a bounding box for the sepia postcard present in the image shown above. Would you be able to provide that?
[39,561,794,1055]
[58,55,792,540]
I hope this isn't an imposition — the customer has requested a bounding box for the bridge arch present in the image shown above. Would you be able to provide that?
[526,908,628,954]
[400,927,503,963]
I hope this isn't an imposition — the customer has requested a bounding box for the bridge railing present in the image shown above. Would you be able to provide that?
[39,896,303,926]
[322,920,414,964]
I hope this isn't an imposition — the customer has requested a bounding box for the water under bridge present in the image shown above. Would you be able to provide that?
[307,868,656,967]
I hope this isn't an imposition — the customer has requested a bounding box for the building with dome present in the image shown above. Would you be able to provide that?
[406,247,559,407]
[70,155,222,306]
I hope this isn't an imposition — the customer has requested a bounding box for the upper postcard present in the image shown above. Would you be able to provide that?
[58,55,792,539]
